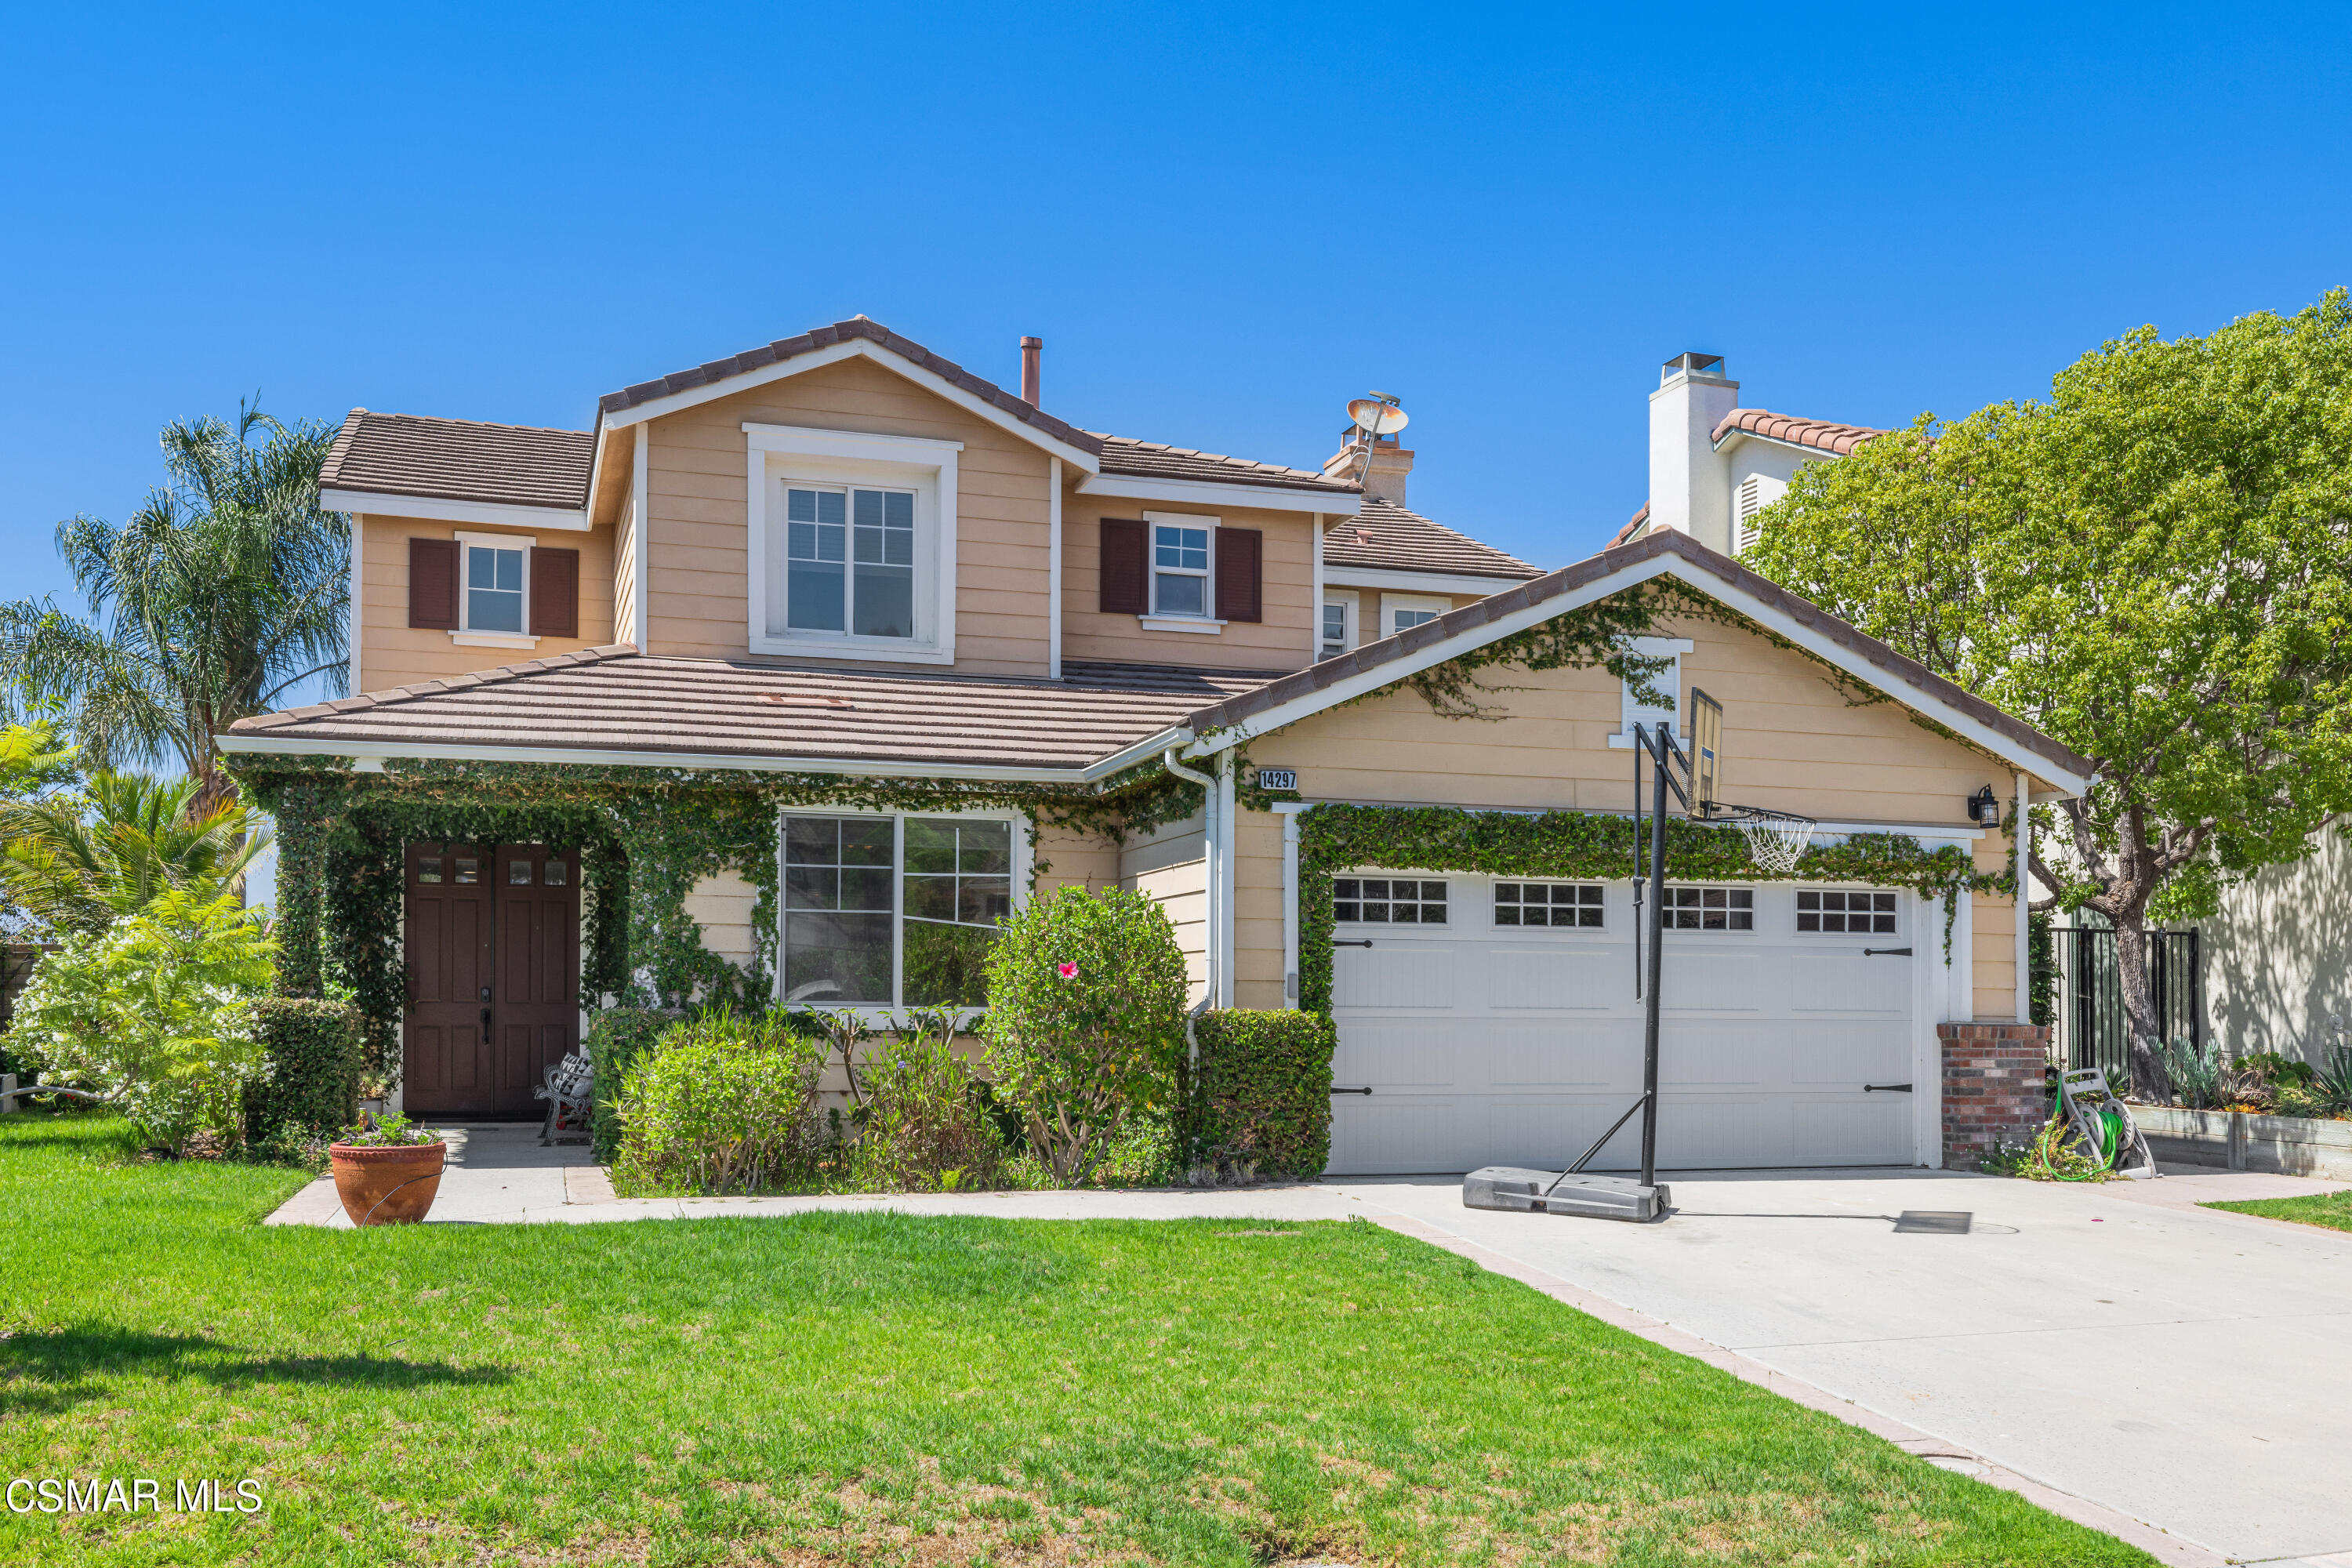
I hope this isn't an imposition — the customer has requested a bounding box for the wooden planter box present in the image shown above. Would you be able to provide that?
[2132,1104,2352,1181]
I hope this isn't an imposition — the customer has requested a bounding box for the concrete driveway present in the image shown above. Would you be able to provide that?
[1337,1167,2352,1567]
[274,1140,2352,1563]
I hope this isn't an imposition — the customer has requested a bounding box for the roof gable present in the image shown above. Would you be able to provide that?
[320,410,595,513]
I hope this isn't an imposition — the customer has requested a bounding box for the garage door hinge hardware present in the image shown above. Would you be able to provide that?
[1864,947,1913,956]
[1332,938,1375,947]
[1330,1086,1373,1095]
[1864,1082,1914,1093]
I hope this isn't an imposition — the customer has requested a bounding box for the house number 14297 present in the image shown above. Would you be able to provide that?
[1257,769,1298,791]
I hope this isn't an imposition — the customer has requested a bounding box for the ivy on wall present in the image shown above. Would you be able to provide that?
[1293,802,2006,1016]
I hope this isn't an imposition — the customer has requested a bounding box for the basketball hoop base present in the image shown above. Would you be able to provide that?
[1462,1167,1671,1223]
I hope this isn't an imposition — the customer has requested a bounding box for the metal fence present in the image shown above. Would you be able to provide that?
[2049,925,2201,1083]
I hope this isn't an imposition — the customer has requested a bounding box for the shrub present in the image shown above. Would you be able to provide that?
[1187,1009,1338,1182]
[241,998,363,1145]
[613,1009,825,1194]
[982,886,1187,1185]
[7,887,275,1153]
[585,1006,681,1163]
[855,1008,1006,1191]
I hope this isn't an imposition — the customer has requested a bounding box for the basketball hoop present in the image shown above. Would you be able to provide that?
[1726,808,1817,874]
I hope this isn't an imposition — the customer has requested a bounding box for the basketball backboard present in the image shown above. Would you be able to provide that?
[1688,688,1722,819]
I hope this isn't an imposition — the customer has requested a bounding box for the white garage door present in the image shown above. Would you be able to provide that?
[1327,875,1922,1174]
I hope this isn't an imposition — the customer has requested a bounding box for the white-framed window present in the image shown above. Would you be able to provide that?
[745,423,962,666]
[1319,591,1357,660]
[1663,886,1753,931]
[1495,881,1604,928]
[454,530,537,647]
[1797,889,1897,935]
[779,811,1022,1010]
[1381,593,1450,639]
[1612,635,1694,746]
[1333,877,1447,924]
[1152,520,1212,616]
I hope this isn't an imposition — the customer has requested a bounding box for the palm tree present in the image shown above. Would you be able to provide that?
[1,772,272,938]
[0,402,348,816]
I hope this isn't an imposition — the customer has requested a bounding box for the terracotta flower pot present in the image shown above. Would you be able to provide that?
[328,1142,447,1226]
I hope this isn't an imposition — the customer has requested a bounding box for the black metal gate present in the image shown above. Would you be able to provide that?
[2049,925,2201,1084]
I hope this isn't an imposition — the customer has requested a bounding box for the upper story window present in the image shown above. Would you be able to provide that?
[1152,524,1211,616]
[785,485,916,638]
[746,423,963,666]
[1319,593,1356,660]
[465,539,526,633]
[1381,593,1449,639]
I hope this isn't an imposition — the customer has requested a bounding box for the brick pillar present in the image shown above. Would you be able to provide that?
[1938,1022,2053,1171]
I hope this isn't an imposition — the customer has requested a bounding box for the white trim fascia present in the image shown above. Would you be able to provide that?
[1075,470,1359,516]
[741,422,965,463]
[1138,616,1224,635]
[1310,512,1326,664]
[347,517,363,696]
[1215,757,1236,1008]
[1047,458,1063,680]
[1183,551,2095,796]
[452,632,540,650]
[630,425,650,648]
[1321,565,1541,597]
[596,337,1101,472]
[216,723,1199,788]
[1272,800,1308,1009]
[1713,428,1844,460]
[324,489,590,533]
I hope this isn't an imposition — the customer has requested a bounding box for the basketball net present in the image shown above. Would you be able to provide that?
[1731,809,1815,874]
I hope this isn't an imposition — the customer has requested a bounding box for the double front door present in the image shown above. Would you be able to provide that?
[403,842,581,1119]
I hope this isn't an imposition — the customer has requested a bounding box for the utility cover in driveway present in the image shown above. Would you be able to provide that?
[1327,878,1923,1174]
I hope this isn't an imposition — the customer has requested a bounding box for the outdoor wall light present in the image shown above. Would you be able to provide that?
[1968,785,2002,826]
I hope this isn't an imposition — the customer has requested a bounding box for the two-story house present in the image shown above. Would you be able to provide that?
[223,321,2089,1176]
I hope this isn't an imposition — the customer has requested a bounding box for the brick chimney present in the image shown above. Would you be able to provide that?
[1321,429,1414,505]
[1647,351,1740,552]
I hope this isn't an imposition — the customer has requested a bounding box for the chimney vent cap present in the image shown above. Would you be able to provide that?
[1661,351,1728,385]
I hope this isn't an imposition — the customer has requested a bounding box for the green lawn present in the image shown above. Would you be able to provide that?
[0,1113,2151,1566]
[2204,1188,2352,1232]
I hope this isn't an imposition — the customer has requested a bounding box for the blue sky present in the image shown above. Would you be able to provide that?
[4,2,2349,618]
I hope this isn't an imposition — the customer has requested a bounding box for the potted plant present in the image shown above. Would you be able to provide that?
[328,1112,447,1226]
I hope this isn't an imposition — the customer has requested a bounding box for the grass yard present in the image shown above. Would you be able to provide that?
[2204,1188,2352,1232]
[0,1113,2152,1566]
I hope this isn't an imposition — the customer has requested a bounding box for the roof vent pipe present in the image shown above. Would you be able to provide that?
[1021,336,1042,406]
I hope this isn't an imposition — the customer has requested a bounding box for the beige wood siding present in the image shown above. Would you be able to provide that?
[1033,820,1120,898]
[1062,501,1317,671]
[1120,809,1210,1004]
[641,357,1052,675]
[1231,609,2041,1020]
[356,513,615,692]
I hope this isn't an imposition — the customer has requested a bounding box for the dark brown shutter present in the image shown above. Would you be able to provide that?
[408,537,459,630]
[530,547,580,637]
[1099,518,1149,614]
[1214,528,1262,622]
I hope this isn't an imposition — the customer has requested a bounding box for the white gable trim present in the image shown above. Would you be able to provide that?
[1181,551,2094,797]
[323,490,590,532]
[595,337,1102,472]
[1321,564,1534,596]
[1075,470,1359,516]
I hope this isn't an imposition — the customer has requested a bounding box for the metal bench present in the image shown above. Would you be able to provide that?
[533,1051,594,1145]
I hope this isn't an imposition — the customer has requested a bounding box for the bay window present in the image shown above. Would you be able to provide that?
[780,813,1019,1010]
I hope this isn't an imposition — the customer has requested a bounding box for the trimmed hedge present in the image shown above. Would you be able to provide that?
[1188,1009,1338,1181]
[241,998,365,1142]
[586,1007,682,1163]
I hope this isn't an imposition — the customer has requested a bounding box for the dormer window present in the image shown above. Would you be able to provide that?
[464,539,527,633]
[1152,523,1211,616]
[745,423,963,666]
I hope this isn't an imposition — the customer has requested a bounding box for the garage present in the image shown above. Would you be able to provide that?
[1326,873,1926,1174]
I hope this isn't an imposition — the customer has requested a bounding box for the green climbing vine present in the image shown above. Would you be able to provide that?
[1293,802,2005,1015]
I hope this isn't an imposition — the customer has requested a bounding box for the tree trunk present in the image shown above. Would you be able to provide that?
[2110,913,2169,1102]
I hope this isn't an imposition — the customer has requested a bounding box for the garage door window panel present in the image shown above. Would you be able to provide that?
[1334,878,1447,925]
[1664,886,1753,931]
[1797,890,1897,934]
[1494,881,1604,927]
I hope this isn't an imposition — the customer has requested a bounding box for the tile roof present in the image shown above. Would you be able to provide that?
[225,652,1279,775]
[1323,498,1543,580]
[1608,502,1650,548]
[320,411,595,511]
[1093,435,1358,495]
[1712,408,1885,456]
[1182,527,2096,787]
[597,316,1104,458]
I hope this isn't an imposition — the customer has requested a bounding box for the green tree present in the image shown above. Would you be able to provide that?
[2,772,272,938]
[1747,292,2352,1096]
[0,403,348,816]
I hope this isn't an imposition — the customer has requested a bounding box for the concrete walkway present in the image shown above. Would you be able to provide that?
[270,1139,2352,1566]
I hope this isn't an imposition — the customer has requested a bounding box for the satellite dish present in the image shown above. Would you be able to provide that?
[1347,395,1409,437]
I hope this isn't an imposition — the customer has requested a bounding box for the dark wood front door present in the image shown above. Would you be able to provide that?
[402,841,579,1119]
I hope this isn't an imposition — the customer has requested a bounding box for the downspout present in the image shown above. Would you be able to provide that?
[1047,457,1064,680]
[1163,746,1219,1012]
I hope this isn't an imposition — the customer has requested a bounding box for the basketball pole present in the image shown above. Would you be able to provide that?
[1639,722,1668,1190]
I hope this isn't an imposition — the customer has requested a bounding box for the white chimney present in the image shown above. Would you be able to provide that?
[1647,352,1740,553]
